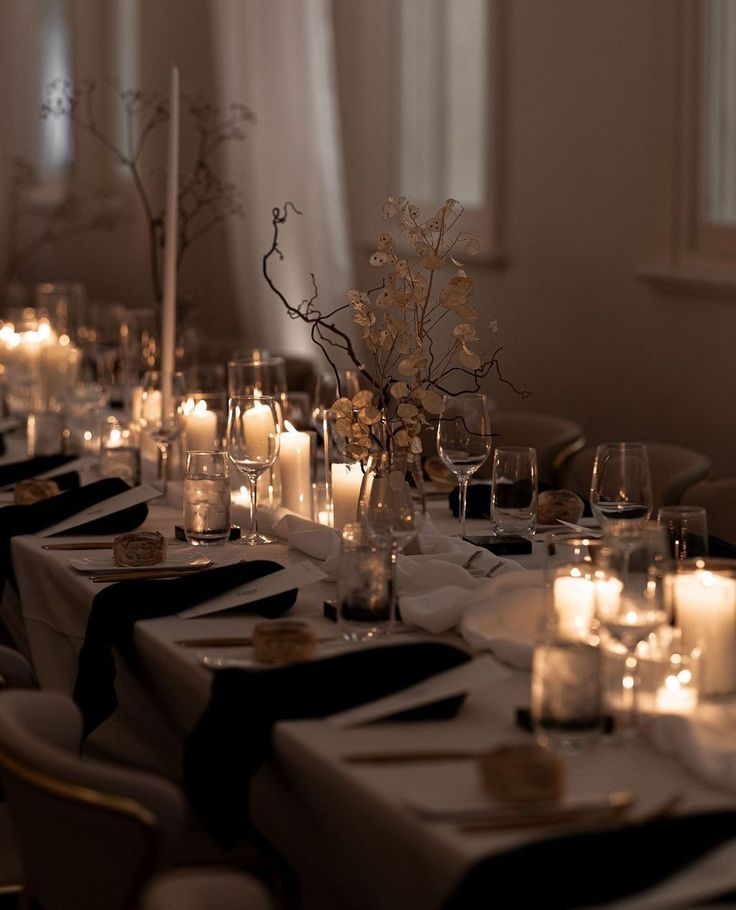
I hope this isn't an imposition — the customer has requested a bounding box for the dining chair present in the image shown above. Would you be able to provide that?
[482,410,586,484]
[558,442,713,514]
[0,689,186,910]
[139,867,273,910]
[682,479,736,546]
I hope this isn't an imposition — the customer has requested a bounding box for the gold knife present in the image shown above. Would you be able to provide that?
[43,542,114,550]
[344,750,482,764]
[176,634,338,648]
[91,566,211,582]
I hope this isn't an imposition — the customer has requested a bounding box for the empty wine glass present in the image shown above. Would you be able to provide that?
[595,524,672,729]
[590,442,653,527]
[138,370,186,494]
[437,394,492,538]
[226,395,281,545]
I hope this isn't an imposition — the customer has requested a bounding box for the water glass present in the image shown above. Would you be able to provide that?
[490,446,538,535]
[183,451,232,546]
[26,411,65,456]
[99,417,141,486]
[337,523,393,641]
[590,442,652,526]
[657,505,709,560]
[531,635,603,753]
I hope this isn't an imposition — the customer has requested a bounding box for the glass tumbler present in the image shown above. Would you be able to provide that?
[657,505,709,560]
[337,523,393,642]
[183,450,232,546]
[490,446,538,535]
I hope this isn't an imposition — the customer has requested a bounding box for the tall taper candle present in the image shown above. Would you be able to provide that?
[161,65,180,423]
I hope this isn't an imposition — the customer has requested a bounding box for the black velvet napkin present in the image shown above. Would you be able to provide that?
[0,477,148,600]
[443,810,736,909]
[183,641,471,849]
[0,454,78,488]
[73,560,297,737]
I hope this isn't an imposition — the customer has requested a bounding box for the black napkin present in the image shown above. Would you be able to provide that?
[0,478,149,602]
[73,560,297,737]
[443,810,736,909]
[0,454,78,488]
[183,641,470,849]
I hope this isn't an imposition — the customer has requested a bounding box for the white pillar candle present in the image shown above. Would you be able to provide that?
[331,463,362,531]
[671,572,736,695]
[160,64,180,422]
[142,390,162,425]
[279,427,312,517]
[131,386,143,422]
[553,574,596,637]
[244,402,276,460]
[183,399,218,452]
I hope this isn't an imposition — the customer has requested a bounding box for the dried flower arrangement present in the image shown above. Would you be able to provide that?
[264,196,526,462]
[4,78,254,307]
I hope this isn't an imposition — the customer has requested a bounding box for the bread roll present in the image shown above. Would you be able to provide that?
[537,489,585,526]
[113,530,166,567]
[252,620,317,665]
[14,478,60,505]
[477,743,565,803]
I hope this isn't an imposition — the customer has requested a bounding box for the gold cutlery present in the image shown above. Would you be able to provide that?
[90,565,212,583]
[344,749,482,764]
[176,634,338,648]
[454,791,634,833]
[43,542,114,550]
[461,550,483,571]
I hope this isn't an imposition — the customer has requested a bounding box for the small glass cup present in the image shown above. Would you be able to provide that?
[531,630,603,753]
[337,522,393,642]
[99,417,141,486]
[183,450,232,546]
[26,410,65,456]
[490,446,538,536]
[657,505,709,560]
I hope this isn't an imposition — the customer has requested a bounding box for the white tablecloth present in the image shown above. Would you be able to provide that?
[4,485,736,909]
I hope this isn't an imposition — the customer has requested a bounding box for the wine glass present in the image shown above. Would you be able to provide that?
[312,369,361,480]
[437,394,492,538]
[226,395,281,545]
[359,452,425,629]
[138,370,186,494]
[594,524,672,729]
[590,442,653,527]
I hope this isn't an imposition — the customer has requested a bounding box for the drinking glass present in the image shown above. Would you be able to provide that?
[437,394,492,538]
[138,370,186,494]
[657,505,709,560]
[312,369,361,479]
[337,522,393,641]
[99,416,141,486]
[226,395,281,545]
[183,451,231,546]
[590,442,653,527]
[490,446,538,536]
[595,524,672,728]
[227,354,287,406]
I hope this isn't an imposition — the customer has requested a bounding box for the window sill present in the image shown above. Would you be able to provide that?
[638,264,736,299]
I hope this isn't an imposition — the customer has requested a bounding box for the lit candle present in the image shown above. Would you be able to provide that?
[160,64,179,424]
[244,401,276,460]
[670,571,736,695]
[183,398,218,452]
[553,573,596,637]
[279,422,312,517]
[131,386,143,422]
[654,672,698,715]
[331,462,362,531]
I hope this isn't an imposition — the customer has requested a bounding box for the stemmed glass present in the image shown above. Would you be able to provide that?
[138,370,185,494]
[226,395,281,545]
[360,451,425,629]
[437,393,492,538]
[594,524,672,729]
[590,442,653,527]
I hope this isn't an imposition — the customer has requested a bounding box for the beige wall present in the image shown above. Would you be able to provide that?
[335,0,736,477]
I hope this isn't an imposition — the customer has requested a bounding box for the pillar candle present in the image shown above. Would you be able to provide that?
[331,463,362,531]
[184,399,218,452]
[244,401,276,460]
[553,574,596,637]
[671,571,736,695]
[279,429,312,517]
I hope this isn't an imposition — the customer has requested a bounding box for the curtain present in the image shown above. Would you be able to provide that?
[211,0,353,360]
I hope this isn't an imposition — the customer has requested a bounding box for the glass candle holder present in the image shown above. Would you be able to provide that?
[99,416,141,486]
[337,523,393,642]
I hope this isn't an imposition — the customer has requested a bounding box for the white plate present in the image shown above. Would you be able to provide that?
[68,550,212,572]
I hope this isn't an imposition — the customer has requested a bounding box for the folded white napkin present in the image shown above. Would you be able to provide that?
[646,703,736,794]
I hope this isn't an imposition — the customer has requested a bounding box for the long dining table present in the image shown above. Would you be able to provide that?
[4,463,736,909]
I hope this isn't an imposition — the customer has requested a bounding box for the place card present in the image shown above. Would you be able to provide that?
[326,654,497,729]
[178,561,327,619]
[37,484,162,538]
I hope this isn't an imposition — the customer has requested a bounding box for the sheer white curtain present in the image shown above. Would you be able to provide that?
[211,0,353,358]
